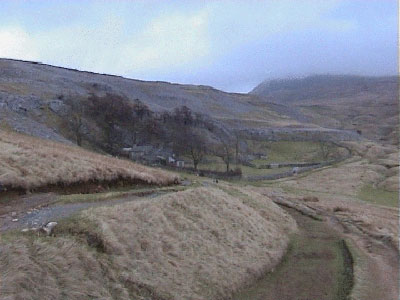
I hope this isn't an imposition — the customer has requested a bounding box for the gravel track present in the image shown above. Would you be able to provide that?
[0,192,161,232]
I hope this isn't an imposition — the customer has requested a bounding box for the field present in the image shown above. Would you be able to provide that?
[246,140,327,163]
[182,141,332,178]
[0,130,178,191]
[0,187,297,300]
[357,184,398,208]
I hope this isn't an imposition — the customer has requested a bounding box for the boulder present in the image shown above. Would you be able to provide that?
[40,221,58,235]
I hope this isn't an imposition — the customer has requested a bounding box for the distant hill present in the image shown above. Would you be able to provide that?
[251,75,398,144]
[0,58,299,134]
[0,59,388,149]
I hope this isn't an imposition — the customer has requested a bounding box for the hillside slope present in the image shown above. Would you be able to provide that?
[0,130,178,191]
[0,59,299,135]
[0,187,297,300]
[251,75,398,144]
[0,60,387,148]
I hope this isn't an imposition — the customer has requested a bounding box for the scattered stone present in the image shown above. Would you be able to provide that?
[12,218,19,222]
[11,211,17,217]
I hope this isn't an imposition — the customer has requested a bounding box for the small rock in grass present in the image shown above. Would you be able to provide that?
[40,221,58,235]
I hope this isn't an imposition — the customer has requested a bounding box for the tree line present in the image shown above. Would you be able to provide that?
[64,93,240,173]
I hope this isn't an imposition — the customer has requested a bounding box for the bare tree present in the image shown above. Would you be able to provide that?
[188,133,207,171]
[319,141,333,160]
[65,97,86,146]
[214,136,234,173]
[86,93,133,154]
[171,125,206,170]
[234,132,241,166]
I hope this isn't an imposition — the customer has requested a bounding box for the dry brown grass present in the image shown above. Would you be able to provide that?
[249,180,399,300]
[0,130,178,190]
[277,141,398,196]
[0,187,297,300]
[268,160,398,239]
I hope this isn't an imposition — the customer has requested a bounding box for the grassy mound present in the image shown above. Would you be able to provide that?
[0,187,296,300]
[0,130,178,190]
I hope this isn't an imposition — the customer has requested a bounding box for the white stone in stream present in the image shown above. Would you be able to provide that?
[41,222,58,235]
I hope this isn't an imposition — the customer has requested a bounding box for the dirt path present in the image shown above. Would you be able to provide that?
[233,207,353,300]
[0,191,164,232]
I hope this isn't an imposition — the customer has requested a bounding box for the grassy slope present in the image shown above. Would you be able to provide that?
[233,208,351,300]
[0,130,178,190]
[245,161,399,300]
[357,184,398,208]
[266,141,399,208]
[251,75,398,144]
[0,187,297,300]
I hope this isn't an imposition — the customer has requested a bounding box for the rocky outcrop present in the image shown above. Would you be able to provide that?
[238,127,362,142]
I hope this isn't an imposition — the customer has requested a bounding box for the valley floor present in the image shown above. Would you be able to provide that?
[0,156,398,300]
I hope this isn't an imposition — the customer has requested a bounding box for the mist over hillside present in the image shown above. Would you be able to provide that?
[251,75,398,144]
[251,75,397,103]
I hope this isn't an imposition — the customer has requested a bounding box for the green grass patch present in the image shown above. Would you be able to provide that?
[233,208,352,300]
[357,184,398,207]
[54,186,186,205]
[246,140,325,163]
[184,154,292,177]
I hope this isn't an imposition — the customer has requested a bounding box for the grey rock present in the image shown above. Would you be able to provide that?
[40,221,58,235]
[49,100,68,115]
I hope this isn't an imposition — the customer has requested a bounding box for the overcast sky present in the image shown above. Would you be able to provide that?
[0,0,397,92]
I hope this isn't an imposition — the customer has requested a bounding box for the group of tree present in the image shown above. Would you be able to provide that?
[64,93,240,173]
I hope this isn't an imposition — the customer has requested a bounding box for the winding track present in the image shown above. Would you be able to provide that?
[0,190,164,232]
